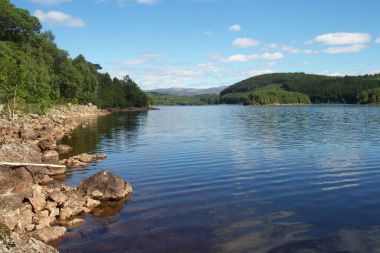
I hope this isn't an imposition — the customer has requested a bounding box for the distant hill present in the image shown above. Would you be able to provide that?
[147,86,227,96]
[220,72,380,105]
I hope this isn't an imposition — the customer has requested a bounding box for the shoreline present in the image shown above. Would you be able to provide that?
[0,104,142,252]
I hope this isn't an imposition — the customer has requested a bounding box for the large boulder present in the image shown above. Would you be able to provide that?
[78,171,132,201]
[0,143,42,163]
[42,150,59,164]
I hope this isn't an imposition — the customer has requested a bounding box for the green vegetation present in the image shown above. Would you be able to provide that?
[357,87,380,104]
[221,72,380,105]
[0,0,148,116]
[148,93,220,105]
[249,85,311,105]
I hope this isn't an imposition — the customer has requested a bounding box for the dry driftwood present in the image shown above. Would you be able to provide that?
[0,162,66,168]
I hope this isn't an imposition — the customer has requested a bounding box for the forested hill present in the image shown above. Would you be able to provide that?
[220,73,380,105]
[0,0,148,114]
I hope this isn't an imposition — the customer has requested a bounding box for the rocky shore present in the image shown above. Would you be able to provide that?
[0,105,133,252]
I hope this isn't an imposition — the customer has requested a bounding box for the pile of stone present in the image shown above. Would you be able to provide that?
[0,168,132,248]
[0,108,132,252]
[61,153,108,168]
[47,104,109,117]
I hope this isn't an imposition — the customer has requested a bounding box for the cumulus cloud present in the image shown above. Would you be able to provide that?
[34,10,85,27]
[28,0,70,5]
[228,24,241,32]
[232,38,260,48]
[376,38,380,44]
[214,52,284,63]
[313,32,371,45]
[323,44,367,54]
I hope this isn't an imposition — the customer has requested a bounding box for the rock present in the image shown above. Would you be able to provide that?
[42,150,59,164]
[79,170,132,200]
[38,138,56,151]
[85,197,101,208]
[46,166,67,176]
[35,217,55,230]
[59,190,85,220]
[0,143,42,163]
[0,223,58,253]
[94,153,108,162]
[56,144,72,154]
[28,191,46,213]
[48,191,67,205]
[30,226,67,244]
[68,218,84,226]
[41,175,54,185]
[0,166,34,195]
[20,125,38,140]
[75,153,93,163]
[0,195,27,231]
[14,204,34,233]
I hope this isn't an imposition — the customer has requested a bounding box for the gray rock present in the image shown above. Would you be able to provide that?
[0,166,34,195]
[0,143,42,163]
[0,195,26,231]
[79,170,132,200]
[28,191,46,213]
[42,150,59,164]
[48,190,67,205]
[29,226,67,244]
[20,125,38,140]
[0,223,58,253]
[59,190,85,220]
[56,144,72,154]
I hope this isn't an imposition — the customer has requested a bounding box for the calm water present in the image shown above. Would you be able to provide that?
[59,105,380,253]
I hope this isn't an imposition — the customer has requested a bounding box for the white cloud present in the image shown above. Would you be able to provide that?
[316,70,358,76]
[28,0,70,5]
[246,69,274,77]
[303,49,320,55]
[232,37,260,48]
[215,52,284,63]
[119,52,167,65]
[34,10,85,27]
[264,43,300,54]
[313,32,371,45]
[228,24,241,32]
[376,38,380,44]
[323,44,367,54]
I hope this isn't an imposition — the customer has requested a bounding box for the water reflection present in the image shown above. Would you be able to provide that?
[61,112,146,158]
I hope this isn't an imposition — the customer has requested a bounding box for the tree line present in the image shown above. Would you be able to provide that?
[0,0,148,115]
[220,73,380,105]
[148,93,220,106]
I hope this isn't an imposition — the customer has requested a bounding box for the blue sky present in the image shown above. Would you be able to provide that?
[12,0,380,89]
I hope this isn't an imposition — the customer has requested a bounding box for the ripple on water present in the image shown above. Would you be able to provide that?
[59,105,380,253]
